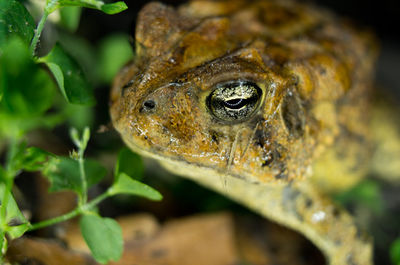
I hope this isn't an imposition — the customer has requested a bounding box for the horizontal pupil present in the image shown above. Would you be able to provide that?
[206,81,263,123]
[224,98,246,108]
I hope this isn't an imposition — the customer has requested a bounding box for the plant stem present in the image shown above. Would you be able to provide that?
[78,148,87,205]
[28,207,80,231]
[76,127,90,206]
[0,235,4,261]
[0,181,10,259]
[29,11,49,57]
[30,0,60,56]
[0,140,18,229]
[0,178,12,229]
[0,140,18,259]
[0,177,13,258]
[0,218,7,260]
[0,235,7,263]
[28,192,110,231]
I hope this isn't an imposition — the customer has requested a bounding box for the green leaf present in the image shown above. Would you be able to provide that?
[59,6,82,32]
[70,127,80,148]
[82,127,90,150]
[7,223,29,239]
[109,173,162,201]
[0,37,55,119]
[115,148,143,180]
[80,214,123,264]
[42,43,95,105]
[58,31,98,85]
[391,238,400,265]
[0,0,35,51]
[58,0,127,15]
[100,2,128,15]
[6,141,28,175]
[70,126,90,151]
[44,157,106,195]
[0,183,29,239]
[0,234,5,255]
[98,34,134,84]
[0,111,66,138]
[46,62,64,93]
[8,142,54,173]
[85,159,107,187]
[22,147,54,172]
[58,0,101,9]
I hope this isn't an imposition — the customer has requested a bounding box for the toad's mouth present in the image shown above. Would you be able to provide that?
[120,129,263,185]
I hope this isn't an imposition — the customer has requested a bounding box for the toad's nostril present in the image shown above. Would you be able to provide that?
[143,99,156,111]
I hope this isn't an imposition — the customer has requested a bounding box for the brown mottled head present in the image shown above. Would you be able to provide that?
[110,0,376,183]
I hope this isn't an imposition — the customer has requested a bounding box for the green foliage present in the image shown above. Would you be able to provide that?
[0,0,161,263]
[115,148,144,180]
[20,129,161,263]
[110,172,163,201]
[19,147,54,172]
[64,104,94,130]
[101,2,128,15]
[42,44,96,105]
[55,0,127,14]
[0,37,55,136]
[57,32,98,84]
[98,34,134,84]
[0,0,35,50]
[44,157,107,194]
[0,37,54,115]
[80,214,123,264]
[0,141,51,248]
[7,142,54,175]
[111,148,162,200]
[70,127,90,152]
[0,184,29,239]
[59,6,82,32]
[391,238,400,265]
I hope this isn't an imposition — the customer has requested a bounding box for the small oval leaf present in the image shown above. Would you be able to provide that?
[100,2,128,15]
[57,0,127,15]
[110,173,162,201]
[80,214,123,264]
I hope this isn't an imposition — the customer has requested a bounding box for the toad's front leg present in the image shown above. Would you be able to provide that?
[161,160,372,265]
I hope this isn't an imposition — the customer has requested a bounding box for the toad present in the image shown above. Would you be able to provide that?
[110,0,380,264]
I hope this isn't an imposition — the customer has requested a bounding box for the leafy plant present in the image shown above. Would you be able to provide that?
[27,129,161,263]
[0,0,162,263]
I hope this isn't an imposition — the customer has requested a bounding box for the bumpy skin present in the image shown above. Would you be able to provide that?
[110,1,378,264]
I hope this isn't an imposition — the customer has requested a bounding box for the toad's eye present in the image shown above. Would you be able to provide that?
[207,81,263,122]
